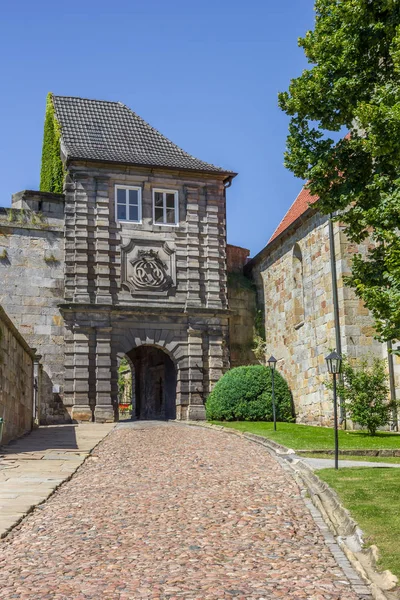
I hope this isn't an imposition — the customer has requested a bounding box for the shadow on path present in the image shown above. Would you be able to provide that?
[1,425,79,455]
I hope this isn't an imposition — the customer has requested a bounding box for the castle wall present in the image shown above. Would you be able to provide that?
[251,211,399,426]
[0,196,67,424]
[337,225,400,405]
[0,306,35,444]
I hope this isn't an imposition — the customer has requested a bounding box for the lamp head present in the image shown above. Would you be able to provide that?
[325,351,342,375]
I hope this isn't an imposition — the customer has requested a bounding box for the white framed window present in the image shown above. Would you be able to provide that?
[152,189,179,226]
[115,185,142,223]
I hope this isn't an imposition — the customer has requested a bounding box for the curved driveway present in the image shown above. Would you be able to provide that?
[0,422,366,599]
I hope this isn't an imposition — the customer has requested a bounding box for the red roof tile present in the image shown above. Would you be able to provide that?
[268,186,319,244]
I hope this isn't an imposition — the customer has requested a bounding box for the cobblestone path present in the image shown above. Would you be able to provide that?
[0,423,363,599]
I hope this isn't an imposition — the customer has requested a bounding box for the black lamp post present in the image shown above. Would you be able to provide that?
[325,351,342,470]
[267,355,277,431]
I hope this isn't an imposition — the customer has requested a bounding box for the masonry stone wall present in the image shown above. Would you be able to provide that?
[226,246,257,367]
[60,161,230,422]
[227,277,257,367]
[0,306,35,444]
[0,164,232,423]
[250,210,400,426]
[0,193,67,424]
[337,225,400,403]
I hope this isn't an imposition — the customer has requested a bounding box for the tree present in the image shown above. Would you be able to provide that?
[333,357,393,434]
[279,0,400,343]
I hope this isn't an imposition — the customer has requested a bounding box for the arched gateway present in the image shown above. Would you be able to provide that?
[126,346,176,420]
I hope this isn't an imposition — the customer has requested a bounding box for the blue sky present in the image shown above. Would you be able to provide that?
[0,0,315,256]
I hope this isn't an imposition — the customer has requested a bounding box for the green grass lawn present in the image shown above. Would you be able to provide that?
[212,421,400,450]
[318,468,400,578]
[301,452,400,464]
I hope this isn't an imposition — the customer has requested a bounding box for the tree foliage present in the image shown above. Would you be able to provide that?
[118,357,132,404]
[40,93,65,194]
[279,0,400,342]
[205,365,294,422]
[332,356,394,434]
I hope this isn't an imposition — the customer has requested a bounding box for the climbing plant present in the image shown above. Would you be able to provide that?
[252,308,267,363]
[40,93,65,194]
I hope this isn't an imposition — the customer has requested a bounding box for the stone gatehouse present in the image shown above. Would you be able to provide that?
[0,94,237,423]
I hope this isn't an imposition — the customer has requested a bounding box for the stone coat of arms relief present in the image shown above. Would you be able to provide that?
[121,239,176,296]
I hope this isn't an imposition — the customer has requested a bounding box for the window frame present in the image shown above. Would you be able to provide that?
[115,184,142,224]
[152,188,179,226]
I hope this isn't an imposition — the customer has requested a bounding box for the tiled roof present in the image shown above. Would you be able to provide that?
[268,186,319,244]
[52,95,235,175]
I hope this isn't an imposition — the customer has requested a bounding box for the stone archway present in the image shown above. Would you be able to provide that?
[126,345,177,420]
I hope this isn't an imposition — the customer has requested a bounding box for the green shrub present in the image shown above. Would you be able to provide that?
[206,365,294,422]
[334,357,395,435]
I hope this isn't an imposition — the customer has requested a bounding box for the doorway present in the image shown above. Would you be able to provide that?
[126,346,177,420]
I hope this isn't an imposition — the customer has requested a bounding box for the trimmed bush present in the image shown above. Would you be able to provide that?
[206,365,294,422]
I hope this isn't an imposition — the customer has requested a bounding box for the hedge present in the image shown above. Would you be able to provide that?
[206,365,294,422]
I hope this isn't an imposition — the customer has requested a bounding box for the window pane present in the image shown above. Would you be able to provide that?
[117,204,127,220]
[154,206,164,223]
[154,192,164,207]
[166,208,176,224]
[166,193,175,209]
[117,188,126,204]
[129,205,139,222]
[129,189,138,206]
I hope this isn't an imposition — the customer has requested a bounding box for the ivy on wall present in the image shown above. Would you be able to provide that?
[39,93,65,194]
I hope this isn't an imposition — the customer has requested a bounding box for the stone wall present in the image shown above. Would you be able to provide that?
[0,192,67,424]
[251,211,332,424]
[0,306,35,444]
[226,245,257,367]
[0,166,236,423]
[250,210,400,425]
[60,162,231,422]
[337,224,400,407]
[62,165,228,310]
[227,276,257,367]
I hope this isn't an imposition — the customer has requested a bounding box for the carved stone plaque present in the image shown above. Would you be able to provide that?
[121,239,176,296]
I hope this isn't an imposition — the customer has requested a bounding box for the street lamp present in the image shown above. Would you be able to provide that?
[325,351,342,469]
[267,355,277,431]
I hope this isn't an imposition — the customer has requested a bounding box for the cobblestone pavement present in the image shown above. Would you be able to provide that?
[0,422,368,599]
[0,424,115,537]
